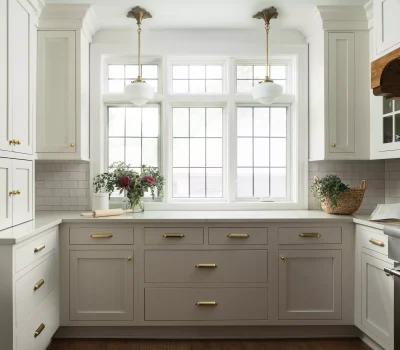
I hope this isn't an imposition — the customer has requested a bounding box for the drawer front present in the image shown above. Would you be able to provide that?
[144,227,204,245]
[208,228,268,245]
[357,226,388,256]
[16,228,57,272]
[145,250,268,283]
[69,227,134,245]
[17,289,59,350]
[145,287,268,321]
[278,227,342,245]
[16,253,57,327]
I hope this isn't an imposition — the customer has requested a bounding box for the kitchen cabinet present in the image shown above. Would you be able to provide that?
[278,249,342,320]
[69,250,134,321]
[0,158,33,231]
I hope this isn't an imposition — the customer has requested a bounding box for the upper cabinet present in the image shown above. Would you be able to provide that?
[307,7,370,161]
[36,4,95,161]
[0,0,37,158]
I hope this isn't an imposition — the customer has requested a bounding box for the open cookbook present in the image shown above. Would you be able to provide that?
[370,204,400,222]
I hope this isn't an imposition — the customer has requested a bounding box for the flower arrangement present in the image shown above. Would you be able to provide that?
[92,162,165,212]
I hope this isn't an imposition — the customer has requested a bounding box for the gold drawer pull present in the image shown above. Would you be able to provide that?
[34,323,45,338]
[227,233,250,238]
[163,233,185,238]
[15,140,21,145]
[195,263,217,268]
[33,279,45,291]
[299,233,321,238]
[196,301,217,306]
[90,234,113,238]
[34,244,45,253]
[369,238,385,247]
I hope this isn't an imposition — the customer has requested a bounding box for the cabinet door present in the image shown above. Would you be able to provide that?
[375,0,400,55]
[361,253,394,349]
[37,31,76,153]
[12,159,33,225]
[328,32,356,154]
[9,0,32,154]
[0,0,11,152]
[70,251,134,321]
[279,250,342,320]
[0,158,13,230]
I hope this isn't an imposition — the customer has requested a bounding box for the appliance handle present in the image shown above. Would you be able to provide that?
[384,267,400,278]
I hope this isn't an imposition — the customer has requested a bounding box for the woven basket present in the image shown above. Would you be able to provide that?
[314,176,366,215]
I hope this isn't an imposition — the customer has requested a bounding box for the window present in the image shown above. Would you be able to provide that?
[172,65,223,93]
[108,64,159,93]
[172,107,223,198]
[236,65,287,93]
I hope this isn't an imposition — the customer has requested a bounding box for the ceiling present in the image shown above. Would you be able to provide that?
[45,0,369,30]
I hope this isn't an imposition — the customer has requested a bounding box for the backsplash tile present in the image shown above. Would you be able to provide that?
[36,161,90,211]
[384,159,400,204]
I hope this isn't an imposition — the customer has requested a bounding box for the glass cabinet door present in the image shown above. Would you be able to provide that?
[382,99,400,147]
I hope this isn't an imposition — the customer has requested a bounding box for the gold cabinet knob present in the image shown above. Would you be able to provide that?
[69,143,75,147]
[331,143,336,147]
[15,140,21,145]
[127,257,132,261]
[9,140,15,145]
[280,256,286,261]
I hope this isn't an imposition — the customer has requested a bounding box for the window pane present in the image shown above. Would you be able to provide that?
[396,100,400,112]
[173,138,189,167]
[190,168,206,198]
[173,168,189,198]
[109,138,124,166]
[270,65,286,79]
[254,168,270,198]
[253,66,266,80]
[190,138,205,167]
[207,108,223,137]
[237,80,253,93]
[270,138,286,167]
[237,168,253,198]
[109,80,124,93]
[173,80,189,93]
[109,108,125,137]
[270,108,286,137]
[142,107,159,137]
[189,80,206,93]
[173,65,189,79]
[142,138,158,167]
[146,79,158,93]
[126,138,141,167]
[206,65,222,79]
[206,168,223,198]
[126,108,141,137]
[254,108,269,137]
[125,65,138,78]
[142,65,158,79]
[189,65,206,79]
[109,65,124,78]
[206,80,223,93]
[254,138,269,167]
[190,108,205,137]
[237,108,252,137]
[237,138,253,167]
[237,65,286,94]
[270,168,286,197]
[207,138,222,167]
[173,108,189,137]
[237,66,253,79]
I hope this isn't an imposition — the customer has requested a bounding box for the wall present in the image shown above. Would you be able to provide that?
[36,161,90,211]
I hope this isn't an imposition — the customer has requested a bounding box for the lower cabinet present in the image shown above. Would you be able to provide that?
[69,250,134,321]
[361,252,394,349]
[278,250,342,320]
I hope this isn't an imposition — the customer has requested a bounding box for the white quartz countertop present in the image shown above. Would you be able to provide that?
[0,210,387,245]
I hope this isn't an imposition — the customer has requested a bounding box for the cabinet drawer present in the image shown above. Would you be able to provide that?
[145,250,268,283]
[145,287,268,321]
[357,226,388,256]
[17,289,59,350]
[278,227,342,245]
[208,228,268,245]
[16,228,57,272]
[16,253,57,327]
[69,227,134,245]
[144,227,203,245]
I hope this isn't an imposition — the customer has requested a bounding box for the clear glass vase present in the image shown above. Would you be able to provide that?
[129,197,144,213]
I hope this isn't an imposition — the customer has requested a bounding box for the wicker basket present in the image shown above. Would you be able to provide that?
[314,176,366,215]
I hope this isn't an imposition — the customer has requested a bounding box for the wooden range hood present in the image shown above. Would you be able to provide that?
[371,47,400,99]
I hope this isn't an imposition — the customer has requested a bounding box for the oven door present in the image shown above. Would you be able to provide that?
[384,265,400,349]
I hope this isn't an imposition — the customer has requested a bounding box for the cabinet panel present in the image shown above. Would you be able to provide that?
[328,32,356,154]
[375,0,400,55]
[279,250,342,320]
[361,252,394,349]
[37,31,76,153]
[0,158,13,230]
[12,159,33,225]
[69,250,134,321]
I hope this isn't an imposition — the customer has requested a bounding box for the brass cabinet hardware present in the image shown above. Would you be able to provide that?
[9,140,15,145]
[299,233,321,238]
[33,279,45,291]
[227,233,250,238]
[9,191,14,196]
[69,143,75,147]
[15,190,20,195]
[369,238,385,247]
[34,323,45,338]
[163,233,185,238]
[127,256,132,261]
[280,256,286,261]
[90,234,113,238]
[34,244,46,253]
[331,143,336,147]
[9,190,20,196]
[196,301,217,306]
[15,140,21,145]
[195,263,217,268]
[386,273,392,277]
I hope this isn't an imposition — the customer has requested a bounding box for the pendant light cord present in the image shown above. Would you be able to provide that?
[137,23,142,80]
[265,22,270,81]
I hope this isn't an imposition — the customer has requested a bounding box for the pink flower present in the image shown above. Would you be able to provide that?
[118,176,130,189]
[143,176,155,184]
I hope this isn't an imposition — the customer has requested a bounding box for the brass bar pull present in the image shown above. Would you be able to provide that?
[33,279,45,291]
[163,233,185,238]
[299,233,321,238]
[227,233,250,238]
[90,234,113,238]
[15,140,21,145]
[9,140,15,145]
[15,190,20,195]
[34,323,45,338]
[196,301,217,306]
[195,263,217,268]
[369,238,385,247]
[34,244,45,253]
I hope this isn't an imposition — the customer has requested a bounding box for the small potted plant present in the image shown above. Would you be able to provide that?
[311,174,366,215]
[92,172,116,210]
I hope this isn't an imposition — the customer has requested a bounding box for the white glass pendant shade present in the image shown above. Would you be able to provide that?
[252,81,283,105]
[124,81,155,106]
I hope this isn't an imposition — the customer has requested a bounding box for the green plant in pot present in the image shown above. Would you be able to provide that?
[311,174,349,212]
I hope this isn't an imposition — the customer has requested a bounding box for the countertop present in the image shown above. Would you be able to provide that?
[0,210,386,245]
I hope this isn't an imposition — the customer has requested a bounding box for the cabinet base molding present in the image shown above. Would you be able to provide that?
[54,325,360,340]
[359,332,388,350]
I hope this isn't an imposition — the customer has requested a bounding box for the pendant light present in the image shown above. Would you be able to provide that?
[124,6,155,106]
[251,7,283,105]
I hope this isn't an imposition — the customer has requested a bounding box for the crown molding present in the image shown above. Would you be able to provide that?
[364,0,373,29]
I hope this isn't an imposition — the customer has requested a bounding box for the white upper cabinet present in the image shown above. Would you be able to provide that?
[0,159,13,231]
[374,0,400,57]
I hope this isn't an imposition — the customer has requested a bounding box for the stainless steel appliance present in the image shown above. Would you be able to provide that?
[383,226,400,349]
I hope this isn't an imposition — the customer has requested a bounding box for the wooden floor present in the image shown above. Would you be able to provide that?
[47,338,371,350]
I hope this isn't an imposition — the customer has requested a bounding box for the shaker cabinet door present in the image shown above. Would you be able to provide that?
[374,0,400,55]
[12,159,33,226]
[0,158,13,230]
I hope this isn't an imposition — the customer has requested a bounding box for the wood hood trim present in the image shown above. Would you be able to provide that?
[371,47,400,98]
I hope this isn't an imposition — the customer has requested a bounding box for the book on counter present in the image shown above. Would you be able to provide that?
[370,204,400,222]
